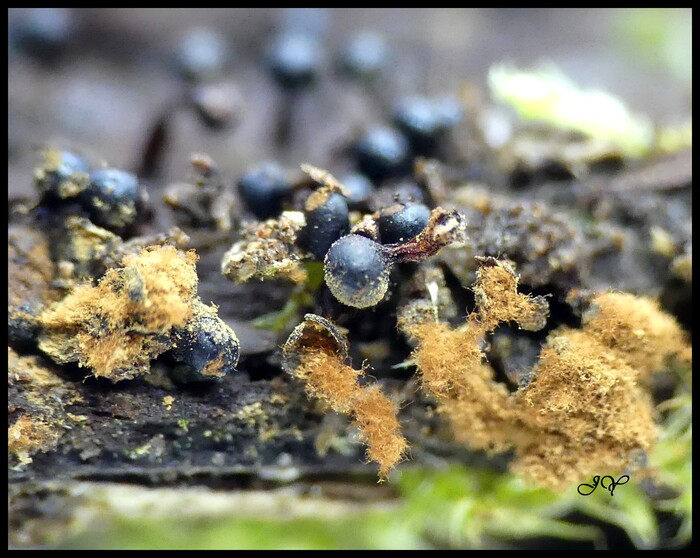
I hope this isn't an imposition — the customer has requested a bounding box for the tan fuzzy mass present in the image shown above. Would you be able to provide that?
[39,245,199,381]
[406,257,667,490]
[473,258,549,331]
[352,385,408,479]
[284,315,407,479]
[583,292,691,379]
[295,350,408,479]
[407,321,525,453]
[518,330,657,445]
[120,244,199,331]
[407,321,486,398]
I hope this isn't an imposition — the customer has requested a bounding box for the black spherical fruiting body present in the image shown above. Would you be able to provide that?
[11,8,74,61]
[82,168,141,231]
[267,32,323,148]
[35,149,91,203]
[324,234,392,308]
[301,192,350,261]
[267,32,322,91]
[237,163,291,220]
[338,31,388,82]
[392,97,449,156]
[172,27,230,83]
[355,127,410,184]
[378,202,431,244]
[171,316,239,380]
[169,305,240,384]
[323,208,467,308]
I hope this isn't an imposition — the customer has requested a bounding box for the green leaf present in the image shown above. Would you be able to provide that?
[251,262,324,332]
[251,297,301,332]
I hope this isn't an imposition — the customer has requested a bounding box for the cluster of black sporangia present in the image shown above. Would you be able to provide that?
[35,150,142,233]
[32,151,240,383]
[232,28,464,310]
[236,113,460,306]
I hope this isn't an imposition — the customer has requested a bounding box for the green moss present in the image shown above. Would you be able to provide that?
[63,512,424,550]
[649,387,692,546]
[252,262,323,332]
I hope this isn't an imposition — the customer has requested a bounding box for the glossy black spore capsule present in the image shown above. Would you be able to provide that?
[35,150,91,203]
[173,27,230,83]
[267,33,322,91]
[369,180,426,212]
[169,309,240,383]
[11,8,74,61]
[301,192,350,260]
[392,97,449,156]
[355,127,410,184]
[173,316,239,378]
[378,202,431,244]
[82,168,140,231]
[237,163,290,220]
[324,234,391,308]
[338,31,388,82]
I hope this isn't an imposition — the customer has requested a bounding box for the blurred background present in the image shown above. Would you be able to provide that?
[8,8,692,198]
